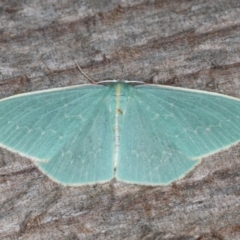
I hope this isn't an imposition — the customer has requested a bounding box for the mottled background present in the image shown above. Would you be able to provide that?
[0,0,240,239]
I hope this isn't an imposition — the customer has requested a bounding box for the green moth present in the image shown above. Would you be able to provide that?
[0,81,240,185]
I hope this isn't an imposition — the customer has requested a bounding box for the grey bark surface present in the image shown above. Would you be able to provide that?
[0,0,240,239]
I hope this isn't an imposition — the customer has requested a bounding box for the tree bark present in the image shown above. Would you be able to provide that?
[0,0,240,239]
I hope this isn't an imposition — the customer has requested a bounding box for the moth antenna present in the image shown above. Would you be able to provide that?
[75,60,96,84]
